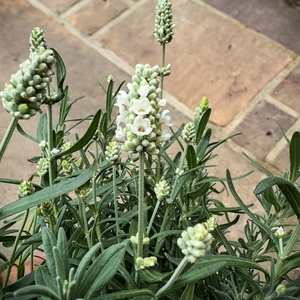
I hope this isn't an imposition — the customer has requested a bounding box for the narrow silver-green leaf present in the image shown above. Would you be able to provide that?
[0,163,96,219]
[255,176,300,220]
[82,241,128,299]
[14,285,60,300]
[53,109,101,159]
[289,131,300,183]
[98,289,155,300]
[179,283,195,300]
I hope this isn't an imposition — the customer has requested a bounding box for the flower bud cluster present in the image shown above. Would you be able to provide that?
[194,96,209,120]
[37,157,49,177]
[75,183,91,201]
[177,220,215,263]
[61,159,73,175]
[30,27,48,53]
[17,180,35,198]
[75,157,84,169]
[182,122,195,144]
[136,256,157,270]
[115,64,172,155]
[105,141,121,164]
[60,141,73,159]
[154,180,170,201]
[154,0,175,44]
[40,201,54,218]
[0,46,55,119]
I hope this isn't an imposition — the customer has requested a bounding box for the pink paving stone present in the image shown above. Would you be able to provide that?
[66,0,129,36]
[97,0,295,126]
[39,0,80,14]
[271,64,300,113]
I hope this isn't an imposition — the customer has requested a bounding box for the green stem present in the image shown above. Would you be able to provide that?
[3,209,29,287]
[0,117,18,160]
[78,197,92,250]
[47,104,58,218]
[137,152,145,260]
[153,256,189,299]
[275,222,300,275]
[154,205,170,255]
[147,201,161,237]
[113,165,121,243]
[160,44,166,99]
[47,104,54,185]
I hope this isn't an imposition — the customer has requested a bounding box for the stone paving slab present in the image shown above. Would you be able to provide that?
[232,99,297,161]
[203,0,300,54]
[272,64,300,111]
[39,0,80,14]
[66,0,129,36]
[96,0,296,126]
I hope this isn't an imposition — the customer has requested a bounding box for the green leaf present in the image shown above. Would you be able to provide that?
[35,265,56,292]
[58,85,69,128]
[0,163,96,219]
[74,242,102,284]
[14,285,60,300]
[57,227,69,279]
[98,289,155,300]
[42,227,58,282]
[79,241,128,299]
[52,48,66,103]
[180,283,195,300]
[159,261,226,297]
[254,176,300,220]
[186,145,197,170]
[276,251,300,281]
[36,112,48,143]
[289,131,300,183]
[262,186,281,213]
[138,268,171,283]
[227,170,279,251]
[53,109,101,159]
[196,128,211,161]
[195,108,211,144]
[16,123,38,143]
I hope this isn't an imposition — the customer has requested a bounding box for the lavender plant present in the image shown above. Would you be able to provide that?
[0,1,300,299]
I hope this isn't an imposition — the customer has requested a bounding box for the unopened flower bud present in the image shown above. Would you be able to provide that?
[194,96,209,120]
[37,157,49,177]
[177,221,214,263]
[40,201,53,218]
[276,284,286,295]
[105,141,121,165]
[75,182,91,201]
[154,0,175,45]
[18,180,35,198]
[62,159,73,175]
[154,180,170,201]
[182,122,195,144]
[275,226,285,238]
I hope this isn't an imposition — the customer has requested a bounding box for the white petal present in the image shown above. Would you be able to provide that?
[160,110,172,126]
[116,90,129,106]
[131,116,152,136]
[158,131,171,142]
[115,125,125,140]
[138,84,150,98]
[158,98,167,106]
[130,98,152,116]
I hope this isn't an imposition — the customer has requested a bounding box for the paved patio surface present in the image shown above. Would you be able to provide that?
[0,0,299,240]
